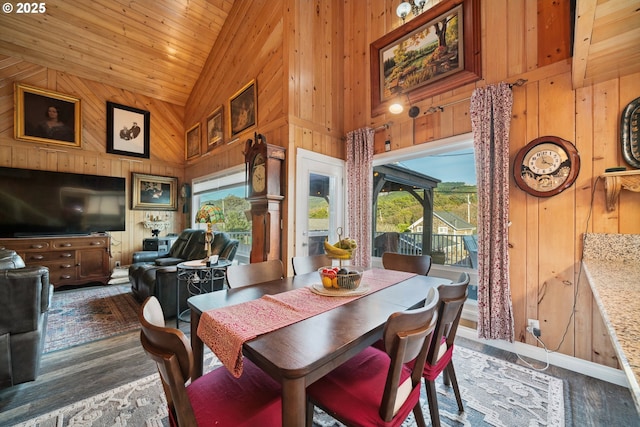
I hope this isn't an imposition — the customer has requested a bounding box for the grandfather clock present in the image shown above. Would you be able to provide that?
[245,133,285,263]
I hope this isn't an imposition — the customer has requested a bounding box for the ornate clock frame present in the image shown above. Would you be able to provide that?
[244,133,286,263]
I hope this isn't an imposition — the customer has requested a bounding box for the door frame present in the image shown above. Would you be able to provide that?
[295,148,345,257]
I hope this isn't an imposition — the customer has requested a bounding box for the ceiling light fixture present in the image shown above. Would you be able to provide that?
[396,0,428,23]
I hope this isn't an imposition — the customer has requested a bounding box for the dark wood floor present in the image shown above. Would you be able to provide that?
[0,322,638,426]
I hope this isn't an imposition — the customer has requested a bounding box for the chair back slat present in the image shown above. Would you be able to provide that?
[379,287,439,422]
[226,259,284,288]
[426,272,470,365]
[382,252,432,276]
[291,254,331,275]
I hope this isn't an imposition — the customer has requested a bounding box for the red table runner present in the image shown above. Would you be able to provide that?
[197,268,416,377]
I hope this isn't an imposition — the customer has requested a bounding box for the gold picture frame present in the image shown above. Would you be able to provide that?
[206,105,224,150]
[131,173,178,210]
[14,83,82,148]
[229,79,256,139]
[369,0,481,116]
[185,122,201,160]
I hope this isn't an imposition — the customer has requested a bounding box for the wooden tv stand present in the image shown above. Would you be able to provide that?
[0,234,111,289]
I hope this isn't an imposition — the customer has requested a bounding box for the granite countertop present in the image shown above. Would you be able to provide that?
[582,233,640,413]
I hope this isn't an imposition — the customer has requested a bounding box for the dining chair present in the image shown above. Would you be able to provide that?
[305,288,440,427]
[138,296,282,427]
[421,272,470,427]
[291,254,332,275]
[381,252,432,276]
[225,259,284,288]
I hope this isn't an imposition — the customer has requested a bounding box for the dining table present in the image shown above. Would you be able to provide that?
[188,267,450,427]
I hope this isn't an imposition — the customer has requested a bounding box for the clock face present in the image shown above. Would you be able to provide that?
[514,137,580,197]
[252,163,266,193]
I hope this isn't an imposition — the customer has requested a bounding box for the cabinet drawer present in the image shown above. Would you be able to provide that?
[53,237,108,250]
[0,239,51,251]
[23,251,75,263]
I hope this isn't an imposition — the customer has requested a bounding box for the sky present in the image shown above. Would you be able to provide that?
[398,148,476,185]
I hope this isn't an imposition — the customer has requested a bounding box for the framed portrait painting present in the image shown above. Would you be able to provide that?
[369,0,481,116]
[206,106,224,150]
[131,173,178,210]
[229,79,256,139]
[14,83,82,148]
[185,122,201,160]
[106,101,150,158]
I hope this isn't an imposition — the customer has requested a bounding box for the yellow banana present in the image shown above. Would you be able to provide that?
[324,240,352,258]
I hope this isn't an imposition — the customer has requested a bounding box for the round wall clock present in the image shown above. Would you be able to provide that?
[513,136,580,197]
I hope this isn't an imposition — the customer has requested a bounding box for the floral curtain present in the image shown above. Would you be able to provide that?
[346,127,374,267]
[470,83,514,341]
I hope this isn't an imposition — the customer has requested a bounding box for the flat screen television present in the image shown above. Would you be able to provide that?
[0,166,126,238]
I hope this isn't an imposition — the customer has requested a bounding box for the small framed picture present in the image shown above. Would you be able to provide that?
[185,123,201,160]
[14,83,82,148]
[131,173,178,210]
[229,79,256,139]
[106,101,150,158]
[206,106,224,150]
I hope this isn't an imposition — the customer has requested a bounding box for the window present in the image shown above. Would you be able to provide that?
[372,133,478,307]
[192,166,250,264]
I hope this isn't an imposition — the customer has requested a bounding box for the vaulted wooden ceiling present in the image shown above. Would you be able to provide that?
[0,0,235,106]
[0,0,637,107]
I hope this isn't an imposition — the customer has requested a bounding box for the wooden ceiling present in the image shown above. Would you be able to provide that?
[0,0,235,106]
[0,0,637,106]
[573,0,640,88]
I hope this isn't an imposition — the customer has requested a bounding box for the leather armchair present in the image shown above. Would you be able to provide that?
[0,249,52,389]
[129,229,239,319]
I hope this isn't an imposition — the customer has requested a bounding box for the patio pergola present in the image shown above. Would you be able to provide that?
[373,164,440,256]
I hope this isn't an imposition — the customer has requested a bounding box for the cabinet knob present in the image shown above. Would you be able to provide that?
[30,244,44,249]
[61,243,72,247]
[90,241,103,246]
[61,253,72,258]
[31,255,44,260]
[60,264,72,269]
[60,275,72,280]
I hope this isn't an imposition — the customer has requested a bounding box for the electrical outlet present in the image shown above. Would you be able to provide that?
[115,261,121,267]
[527,319,541,337]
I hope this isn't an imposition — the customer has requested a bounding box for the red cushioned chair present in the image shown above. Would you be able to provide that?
[138,296,282,427]
[305,288,439,427]
[421,272,470,427]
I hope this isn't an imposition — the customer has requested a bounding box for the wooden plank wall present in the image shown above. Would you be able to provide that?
[0,57,186,267]
[355,0,640,366]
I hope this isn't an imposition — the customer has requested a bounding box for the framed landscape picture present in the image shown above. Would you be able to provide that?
[106,101,150,158]
[14,83,82,148]
[370,0,481,116]
[229,79,256,139]
[185,122,201,160]
[206,105,224,150]
[131,173,178,210]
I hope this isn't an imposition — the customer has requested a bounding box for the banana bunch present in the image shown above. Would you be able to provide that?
[323,238,357,260]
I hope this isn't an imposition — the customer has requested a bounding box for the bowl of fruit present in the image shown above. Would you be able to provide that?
[319,266,364,290]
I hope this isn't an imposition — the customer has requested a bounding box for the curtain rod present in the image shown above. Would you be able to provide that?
[422,79,527,115]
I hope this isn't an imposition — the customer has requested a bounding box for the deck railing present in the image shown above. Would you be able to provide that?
[226,230,476,268]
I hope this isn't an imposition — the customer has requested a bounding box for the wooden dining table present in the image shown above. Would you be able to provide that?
[188,268,450,427]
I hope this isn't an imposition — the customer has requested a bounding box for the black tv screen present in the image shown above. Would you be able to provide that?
[0,167,126,237]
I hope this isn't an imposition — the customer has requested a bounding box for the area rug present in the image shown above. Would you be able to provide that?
[44,284,140,353]
[16,346,567,426]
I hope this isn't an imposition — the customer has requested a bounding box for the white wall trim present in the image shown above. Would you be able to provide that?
[457,326,629,387]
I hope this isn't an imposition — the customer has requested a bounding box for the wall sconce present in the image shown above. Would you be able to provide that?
[396,0,428,23]
[389,100,404,114]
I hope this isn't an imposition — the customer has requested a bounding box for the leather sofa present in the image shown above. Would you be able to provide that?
[129,229,239,319]
[0,249,52,389]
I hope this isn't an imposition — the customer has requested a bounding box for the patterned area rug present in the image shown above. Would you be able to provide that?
[16,346,567,426]
[44,284,140,353]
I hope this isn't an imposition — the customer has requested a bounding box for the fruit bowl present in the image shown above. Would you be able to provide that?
[318,266,364,290]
